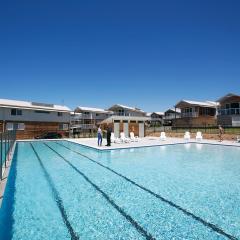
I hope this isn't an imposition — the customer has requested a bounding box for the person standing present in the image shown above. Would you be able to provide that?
[218,125,224,142]
[106,125,112,146]
[97,125,102,146]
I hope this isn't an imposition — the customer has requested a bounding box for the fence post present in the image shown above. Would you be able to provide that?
[8,131,10,160]
[4,132,7,168]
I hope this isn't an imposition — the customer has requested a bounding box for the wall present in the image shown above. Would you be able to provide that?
[10,121,69,139]
[173,116,217,127]
[102,121,143,137]
[0,108,70,123]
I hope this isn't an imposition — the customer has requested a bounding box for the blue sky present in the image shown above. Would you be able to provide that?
[0,0,239,112]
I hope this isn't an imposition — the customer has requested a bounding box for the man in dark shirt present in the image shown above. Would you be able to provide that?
[106,125,112,146]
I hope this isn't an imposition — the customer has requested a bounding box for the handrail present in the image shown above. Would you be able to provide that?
[0,130,16,180]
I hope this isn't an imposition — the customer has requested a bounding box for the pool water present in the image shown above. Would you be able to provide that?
[0,141,240,240]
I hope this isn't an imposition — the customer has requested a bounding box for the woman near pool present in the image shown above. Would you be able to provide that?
[97,125,103,146]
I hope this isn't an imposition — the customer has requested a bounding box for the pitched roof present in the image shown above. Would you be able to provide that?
[165,108,181,113]
[217,93,240,103]
[175,100,219,108]
[152,112,164,116]
[0,98,70,112]
[75,106,112,114]
[108,104,145,113]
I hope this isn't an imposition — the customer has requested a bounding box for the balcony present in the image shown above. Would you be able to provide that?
[72,114,111,120]
[218,108,240,115]
[70,124,96,130]
[163,115,181,120]
[181,112,199,118]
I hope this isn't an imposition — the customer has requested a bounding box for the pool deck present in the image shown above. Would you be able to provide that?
[67,137,240,150]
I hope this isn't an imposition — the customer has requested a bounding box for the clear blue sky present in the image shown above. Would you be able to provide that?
[0,0,239,112]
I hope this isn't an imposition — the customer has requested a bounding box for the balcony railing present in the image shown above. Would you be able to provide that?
[163,115,181,120]
[181,112,199,118]
[72,114,111,120]
[70,124,96,130]
[218,108,240,115]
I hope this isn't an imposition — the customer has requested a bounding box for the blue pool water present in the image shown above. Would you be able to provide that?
[0,141,240,240]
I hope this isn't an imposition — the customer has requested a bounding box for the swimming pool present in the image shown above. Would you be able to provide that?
[0,141,240,240]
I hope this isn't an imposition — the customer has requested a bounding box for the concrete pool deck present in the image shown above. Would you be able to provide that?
[67,137,240,150]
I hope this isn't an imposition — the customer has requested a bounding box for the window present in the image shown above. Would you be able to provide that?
[58,112,63,117]
[34,110,50,114]
[11,109,22,116]
[6,122,13,130]
[6,122,25,130]
[117,109,124,116]
[18,123,25,130]
[59,123,69,130]
[231,103,239,108]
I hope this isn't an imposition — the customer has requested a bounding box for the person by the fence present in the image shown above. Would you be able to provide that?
[218,125,224,142]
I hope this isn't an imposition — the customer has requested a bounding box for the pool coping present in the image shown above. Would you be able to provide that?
[16,137,240,151]
[65,138,240,151]
[0,142,16,207]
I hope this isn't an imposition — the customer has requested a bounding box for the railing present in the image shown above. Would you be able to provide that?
[163,115,181,120]
[0,130,16,180]
[181,112,199,118]
[72,114,111,120]
[218,108,240,115]
[71,124,97,130]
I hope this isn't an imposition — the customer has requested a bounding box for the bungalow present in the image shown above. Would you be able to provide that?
[148,112,165,126]
[101,104,150,138]
[217,93,240,126]
[163,108,181,126]
[0,98,71,139]
[71,107,113,134]
[173,100,218,127]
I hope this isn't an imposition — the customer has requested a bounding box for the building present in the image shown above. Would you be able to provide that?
[173,100,218,127]
[71,107,113,134]
[163,108,181,126]
[101,104,150,137]
[217,93,240,126]
[148,112,165,126]
[0,98,71,139]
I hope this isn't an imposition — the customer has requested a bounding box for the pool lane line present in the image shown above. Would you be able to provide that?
[42,142,155,240]
[30,143,80,240]
[53,141,238,240]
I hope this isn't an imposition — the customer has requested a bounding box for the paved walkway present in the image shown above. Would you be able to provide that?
[67,137,240,150]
